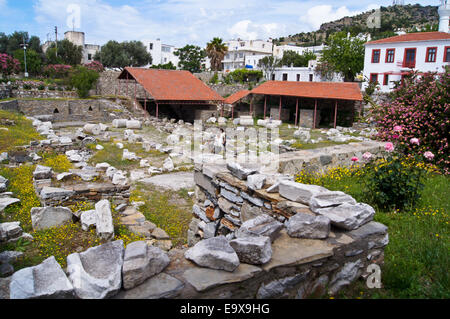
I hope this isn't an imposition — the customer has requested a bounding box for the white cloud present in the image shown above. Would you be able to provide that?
[227,20,285,40]
[303,5,360,30]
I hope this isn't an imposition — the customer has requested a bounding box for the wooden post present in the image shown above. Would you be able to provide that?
[118,80,121,96]
[126,72,129,97]
[144,92,147,111]
[221,103,224,117]
[264,95,267,120]
[250,95,253,116]
[334,100,338,129]
[156,102,159,118]
[314,99,317,129]
[295,98,299,127]
[134,80,137,102]
[232,104,234,120]
[279,96,282,121]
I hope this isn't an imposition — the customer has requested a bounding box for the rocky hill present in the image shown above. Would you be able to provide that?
[276,4,439,46]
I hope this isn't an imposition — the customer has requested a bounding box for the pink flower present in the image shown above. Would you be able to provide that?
[384,142,394,152]
[424,151,434,161]
[410,138,420,145]
[351,157,359,162]
[393,125,402,132]
[363,152,372,161]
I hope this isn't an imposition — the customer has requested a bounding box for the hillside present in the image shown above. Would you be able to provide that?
[275,4,439,46]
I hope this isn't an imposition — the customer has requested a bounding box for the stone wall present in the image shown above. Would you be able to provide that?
[0,86,11,99]
[278,141,386,175]
[0,100,19,112]
[207,83,251,97]
[12,89,77,99]
[176,163,388,298]
[96,71,121,96]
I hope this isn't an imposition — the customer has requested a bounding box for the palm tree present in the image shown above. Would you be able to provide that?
[206,37,228,71]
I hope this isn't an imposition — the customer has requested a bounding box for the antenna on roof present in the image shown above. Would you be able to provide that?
[392,0,404,5]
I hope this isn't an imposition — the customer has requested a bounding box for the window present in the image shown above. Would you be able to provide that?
[88,54,92,61]
[309,74,313,82]
[445,46,450,62]
[149,43,153,50]
[383,74,389,86]
[403,48,416,68]
[239,53,244,58]
[296,74,300,82]
[240,42,245,47]
[262,44,265,48]
[385,49,395,63]
[282,74,288,81]
[370,73,378,84]
[371,49,381,63]
[162,46,171,53]
[271,74,275,81]
[426,47,437,62]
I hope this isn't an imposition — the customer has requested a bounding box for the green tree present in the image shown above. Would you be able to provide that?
[0,33,9,54]
[150,62,176,70]
[174,45,206,73]
[206,37,228,71]
[13,49,43,76]
[46,39,83,66]
[70,66,100,98]
[121,41,152,67]
[258,56,280,81]
[95,40,151,69]
[320,32,366,82]
[280,50,316,67]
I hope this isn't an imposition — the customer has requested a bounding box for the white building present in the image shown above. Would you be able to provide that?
[272,60,343,82]
[64,31,100,64]
[143,39,180,68]
[42,31,100,64]
[223,39,274,72]
[362,1,450,92]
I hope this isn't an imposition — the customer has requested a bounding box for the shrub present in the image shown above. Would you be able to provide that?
[48,86,56,91]
[23,84,32,90]
[228,69,263,84]
[84,61,104,73]
[369,68,450,173]
[43,64,72,79]
[0,53,20,79]
[209,72,219,84]
[38,84,45,91]
[70,66,100,98]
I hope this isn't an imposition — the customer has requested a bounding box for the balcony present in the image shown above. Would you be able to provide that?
[397,60,415,68]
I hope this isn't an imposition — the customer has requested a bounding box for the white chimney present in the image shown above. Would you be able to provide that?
[439,0,450,33]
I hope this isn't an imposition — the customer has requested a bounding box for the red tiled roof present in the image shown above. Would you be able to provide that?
[365,32,450,45]
[224,90,251,105]
[119,68,224,102]
[250,81,363,101]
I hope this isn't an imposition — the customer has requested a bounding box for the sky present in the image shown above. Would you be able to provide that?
[0,0,440,48]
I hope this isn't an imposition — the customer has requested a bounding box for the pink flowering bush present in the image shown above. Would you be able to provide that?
[43,64,72,79]
[369,68,449,174]
[360,138,435,211]
[0,53,20,79]
[84,61,104,73]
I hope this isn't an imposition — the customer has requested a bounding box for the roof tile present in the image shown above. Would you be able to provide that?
[365,32,450,45]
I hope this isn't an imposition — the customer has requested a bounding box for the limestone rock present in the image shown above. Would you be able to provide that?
[95,200,114,240]
[83,124,101,136]
[122,241,170,290]
[285,213,330,239]
[246,174,266,190]
[227,162,258,180]
[236,214,283,242]
[116,273,184,299]
[80,210,96,231]
[184,236,240,272]
[10,256,75,299]
[163,157,174,172]
[123,149,139,161]
[30,207,73,231]
[0,197,20,213]
[152,228,170,240]
[0,251,24,264]
[0,176,8,192]
[229,236,272,265]
[279,181,327,204]
[309,191,357,212]
[56,172,73,181]
[67,240,124,299]
[112,119,127,128]
[315,203,375,230]
[0,222,22,242]
[126,120,142,129]
[40,187,74,200]
[328,259,364,295]
[33,165,53,180]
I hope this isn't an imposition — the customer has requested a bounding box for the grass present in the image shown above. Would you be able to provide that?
[131,183,194,247]
[296,166,449,299]
[0,110,42,153]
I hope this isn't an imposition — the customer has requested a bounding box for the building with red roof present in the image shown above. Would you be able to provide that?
[363,30,450,92]
[117,68,224,121]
